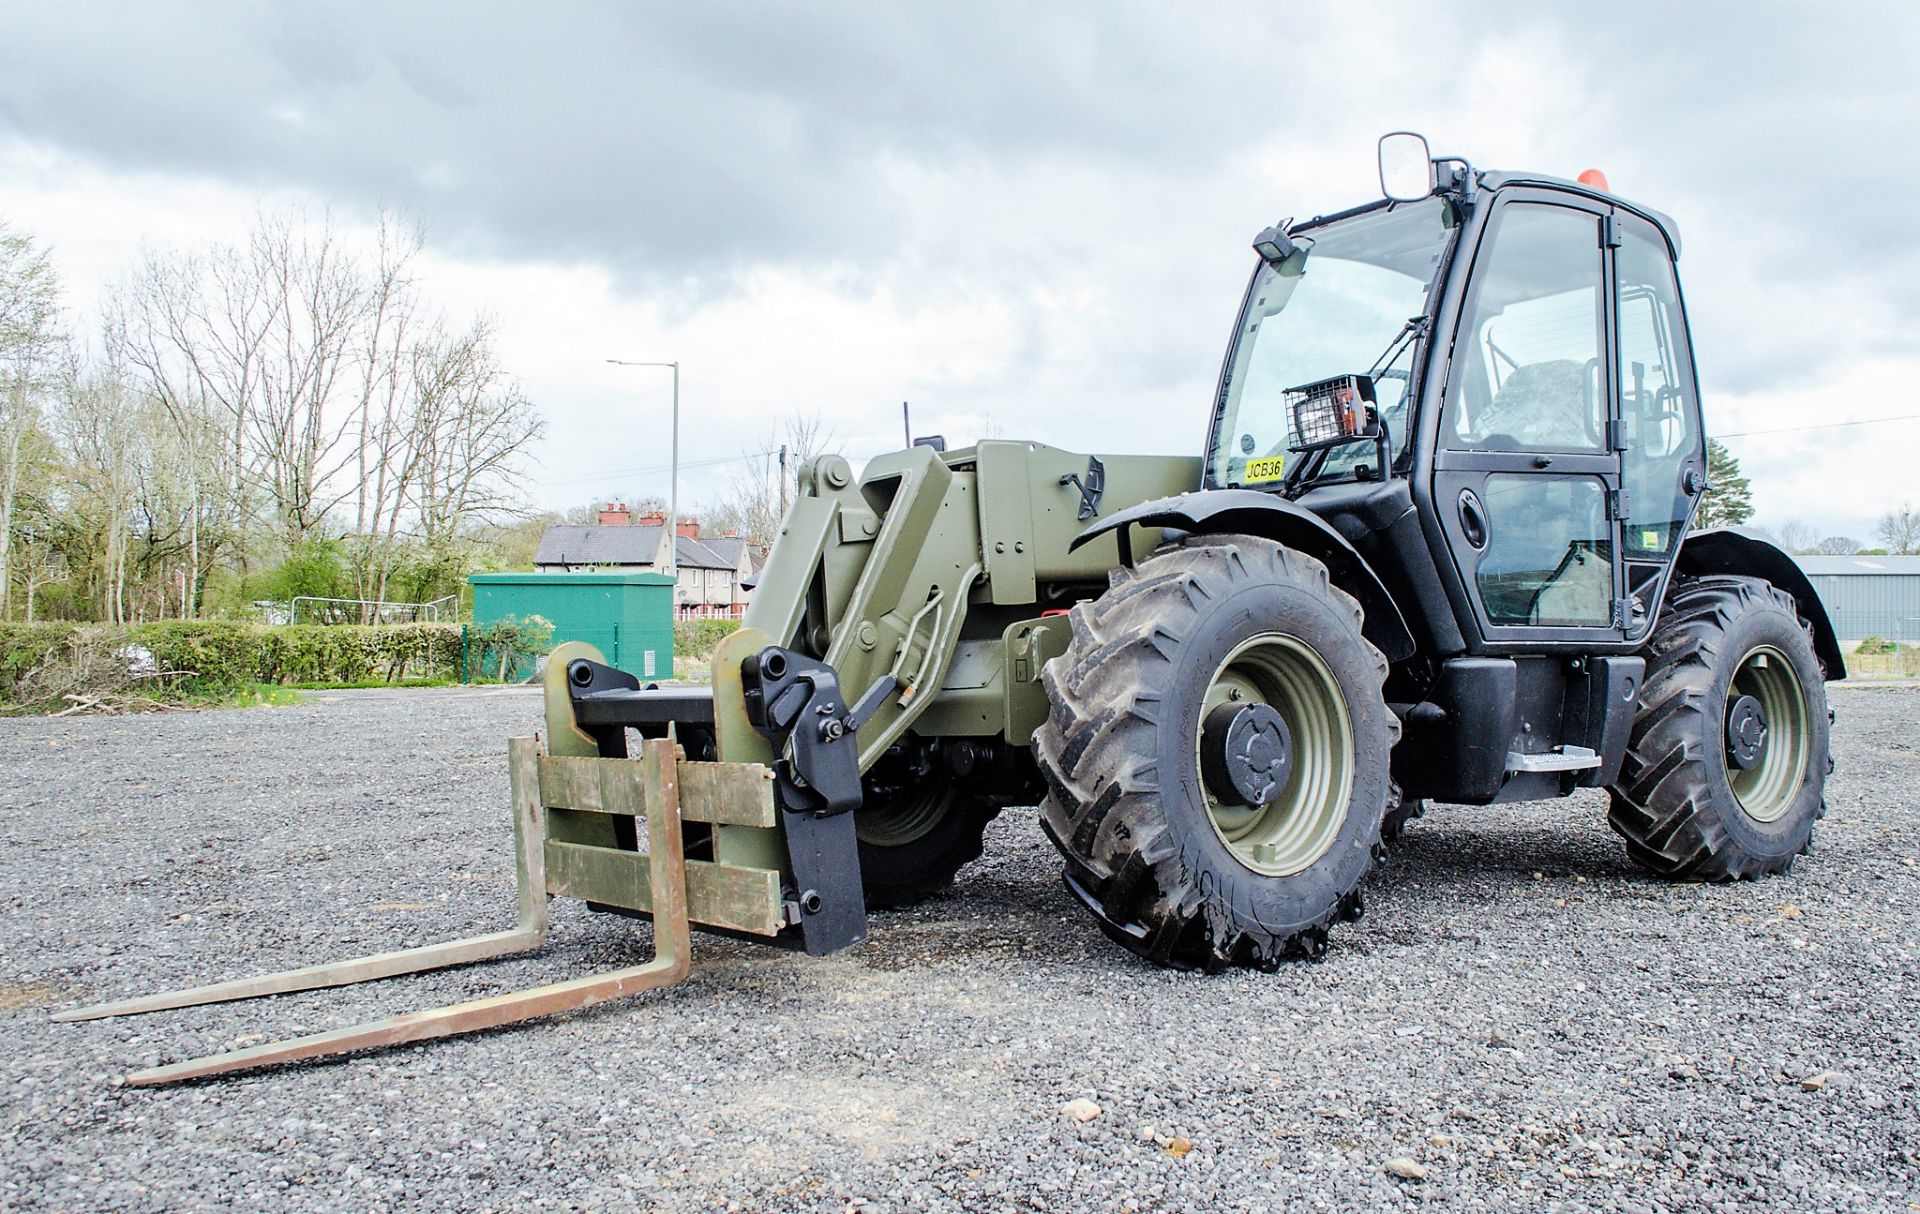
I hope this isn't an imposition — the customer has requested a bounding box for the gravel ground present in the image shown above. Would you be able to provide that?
[2,684,1916,1213]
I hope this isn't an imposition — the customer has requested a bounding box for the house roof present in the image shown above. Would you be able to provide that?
[1796,555,1920,576]
[533,524,751,571]
[534,524,659,567]
[701,534,749,568]
[669,535,735,570]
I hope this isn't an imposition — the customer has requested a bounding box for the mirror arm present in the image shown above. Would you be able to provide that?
[1434,156,1478,203]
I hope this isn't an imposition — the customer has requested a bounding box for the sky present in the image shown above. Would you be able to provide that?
[1,1,1916,541]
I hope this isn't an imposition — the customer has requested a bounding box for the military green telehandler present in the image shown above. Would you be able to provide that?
[61,133,1841,1084]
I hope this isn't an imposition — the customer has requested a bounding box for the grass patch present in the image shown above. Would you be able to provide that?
[225,683,308,708]
[1842,641,1920,680]
[672,656,713,684]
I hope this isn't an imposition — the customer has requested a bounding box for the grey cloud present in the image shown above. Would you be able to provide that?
[0,3,1435,277]
[5,3,1912,281]
[3,0,1916,462]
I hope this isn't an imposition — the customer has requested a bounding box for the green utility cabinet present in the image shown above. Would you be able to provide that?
[468,571,675,681]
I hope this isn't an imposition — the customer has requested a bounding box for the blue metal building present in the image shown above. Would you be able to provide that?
[1795,555,1920,642]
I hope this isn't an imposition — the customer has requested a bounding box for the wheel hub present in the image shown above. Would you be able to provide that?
[1201,702,1294,807]
[1725,646,1810,824]
[1725,693,1768,770]
[1195,632,1353,878]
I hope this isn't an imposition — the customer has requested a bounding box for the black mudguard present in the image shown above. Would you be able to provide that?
[1071,489,1417,663]
[1676,528,1846,680]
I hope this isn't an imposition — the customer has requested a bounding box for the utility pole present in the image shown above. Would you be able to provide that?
[605,359,681,580]
[778,444,789,519]
[902,401,912,447]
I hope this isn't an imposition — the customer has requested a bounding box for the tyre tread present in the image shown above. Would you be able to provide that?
[1608,575,1828,880]
[1035,535,1396,969]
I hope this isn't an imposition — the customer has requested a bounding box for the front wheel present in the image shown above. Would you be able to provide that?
[1608,575,1832,878]
[1034,535,1399,970]
[855,780,997,909]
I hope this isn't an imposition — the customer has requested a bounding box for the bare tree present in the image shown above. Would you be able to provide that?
[0,222,64,618]
[352,215,425,537]
[111,209,429,559]
[1813,535,1863,556]
[55,209,544,620]
[710,413,834,548]
[1877,502,1920,555]
[125,389,234,619]
[409,319,543,544]
[59,365,142,623]
[244,212,389,545]
[1772,519,1819,555]
[338,315,542,607]
[110,236,275,612]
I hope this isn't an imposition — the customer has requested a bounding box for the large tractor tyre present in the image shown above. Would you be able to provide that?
[1608,575,1832,880]
[856,783,998,910]
[1034,535,1400,970]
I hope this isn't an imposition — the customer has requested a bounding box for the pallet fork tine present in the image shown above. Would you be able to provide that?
[57,734,692,1087]
[47,926,548,1024]
[53,737,555,1024]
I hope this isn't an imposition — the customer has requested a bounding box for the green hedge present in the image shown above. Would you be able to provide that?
[0,623,83,690]
[675,618,741,659]
[0,621,465,710]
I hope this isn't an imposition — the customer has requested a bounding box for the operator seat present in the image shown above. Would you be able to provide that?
[1475,359,1593,450]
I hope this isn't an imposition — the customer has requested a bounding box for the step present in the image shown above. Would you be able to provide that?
[1505,744,1601,774]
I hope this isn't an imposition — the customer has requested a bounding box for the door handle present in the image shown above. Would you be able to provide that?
[1458,489,1488,550]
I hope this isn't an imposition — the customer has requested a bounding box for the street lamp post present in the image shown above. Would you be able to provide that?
[605,359,680,582]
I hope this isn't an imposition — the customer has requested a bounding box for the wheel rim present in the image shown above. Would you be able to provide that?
[855,782,952,847]
[1197,633,1354,876]
[1726,644,1809,823]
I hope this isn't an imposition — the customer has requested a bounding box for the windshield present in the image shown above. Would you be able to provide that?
[1207,198,1457,488]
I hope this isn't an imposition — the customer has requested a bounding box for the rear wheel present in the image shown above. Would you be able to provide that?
[1381,797,1427,845]
[855,781,996,909]
[1035,535,1398,970]
[1608,575,1832,878]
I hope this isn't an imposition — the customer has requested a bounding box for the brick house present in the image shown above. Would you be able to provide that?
[533,504,756,619]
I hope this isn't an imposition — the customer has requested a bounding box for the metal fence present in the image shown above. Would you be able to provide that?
[259,595,460,626]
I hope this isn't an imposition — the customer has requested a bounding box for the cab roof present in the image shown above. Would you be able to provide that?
[1479,170,1684,258]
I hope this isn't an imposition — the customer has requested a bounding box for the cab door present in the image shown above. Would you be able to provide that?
[1431,192,1627,645]
[1613,212,1707,639]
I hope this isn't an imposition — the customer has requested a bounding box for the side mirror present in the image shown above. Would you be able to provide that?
[1378,131,1435,203]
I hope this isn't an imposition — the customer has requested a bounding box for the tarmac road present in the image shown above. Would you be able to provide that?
[2,684,1915,1212]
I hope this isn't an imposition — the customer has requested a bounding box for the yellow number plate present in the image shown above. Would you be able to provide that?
[1243,456,1287,483]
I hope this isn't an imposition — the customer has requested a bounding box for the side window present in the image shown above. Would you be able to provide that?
[1477,474,1613,625]
[1617,220,1702,561]
[1448,205,1606,451]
